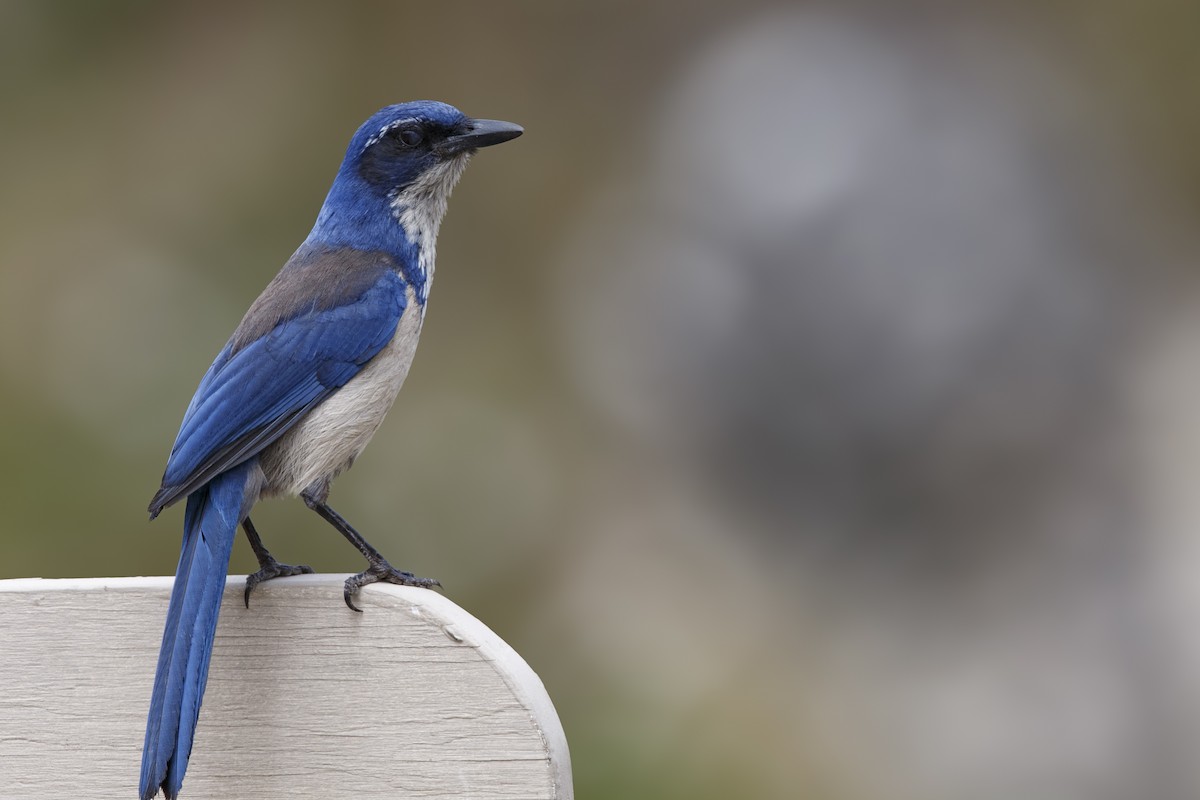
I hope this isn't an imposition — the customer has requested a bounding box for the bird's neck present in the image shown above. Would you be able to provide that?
[307,155,470,306]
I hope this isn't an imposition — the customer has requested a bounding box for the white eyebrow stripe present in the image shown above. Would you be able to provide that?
[362,119,418,152]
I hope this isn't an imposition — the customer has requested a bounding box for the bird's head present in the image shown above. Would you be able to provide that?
[313,101,521,289]
[343,100,522,199]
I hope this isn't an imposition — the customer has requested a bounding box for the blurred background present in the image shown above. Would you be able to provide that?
[3,1,1200,798]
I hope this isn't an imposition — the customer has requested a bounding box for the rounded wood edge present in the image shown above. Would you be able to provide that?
[361,581,574,800]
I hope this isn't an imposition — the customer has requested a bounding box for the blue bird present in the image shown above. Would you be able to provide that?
[139,101,522,800]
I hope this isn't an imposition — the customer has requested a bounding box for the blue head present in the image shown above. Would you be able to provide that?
[308,101,522,298]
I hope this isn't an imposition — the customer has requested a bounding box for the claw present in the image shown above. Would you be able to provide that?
[343,560,440,612]
[243,560,314,608]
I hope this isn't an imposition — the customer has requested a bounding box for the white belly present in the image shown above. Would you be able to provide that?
[259,287,423,498]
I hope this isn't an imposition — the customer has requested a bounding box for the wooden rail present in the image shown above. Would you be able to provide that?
[0,575,571,799]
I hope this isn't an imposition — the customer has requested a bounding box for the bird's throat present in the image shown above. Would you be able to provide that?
[389,153,471,304]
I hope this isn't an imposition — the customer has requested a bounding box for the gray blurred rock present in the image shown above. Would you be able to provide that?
[554,9,1184,800]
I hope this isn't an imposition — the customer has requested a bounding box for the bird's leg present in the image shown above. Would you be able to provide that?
[242,516,314,608]
[301,491,440,612]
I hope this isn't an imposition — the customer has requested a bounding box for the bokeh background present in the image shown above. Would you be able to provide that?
[4,1,1200,798]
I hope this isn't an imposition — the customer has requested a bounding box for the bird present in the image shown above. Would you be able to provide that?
[138,100,522,800]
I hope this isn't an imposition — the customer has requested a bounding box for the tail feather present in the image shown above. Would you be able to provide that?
[140,462,253,800]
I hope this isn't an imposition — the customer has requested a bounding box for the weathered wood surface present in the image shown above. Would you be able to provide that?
[0,575,571,800]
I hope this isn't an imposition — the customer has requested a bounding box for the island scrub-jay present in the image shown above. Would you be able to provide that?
[139,101,522,800]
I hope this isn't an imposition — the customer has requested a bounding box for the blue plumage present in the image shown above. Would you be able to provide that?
[142,461,255,798]
[312,102,470,295]
[140,102,521,799]
[150,260,406,514]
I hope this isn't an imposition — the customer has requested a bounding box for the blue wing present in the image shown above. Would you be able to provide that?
[149,254,407,516]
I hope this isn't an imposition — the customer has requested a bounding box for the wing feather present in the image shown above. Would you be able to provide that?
[149,258,406,516]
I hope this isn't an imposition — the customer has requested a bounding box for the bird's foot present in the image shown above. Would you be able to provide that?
[244,559,315,608]
[344,560,440,612]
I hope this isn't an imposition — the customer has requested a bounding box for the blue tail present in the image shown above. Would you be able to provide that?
[140,462,254,800]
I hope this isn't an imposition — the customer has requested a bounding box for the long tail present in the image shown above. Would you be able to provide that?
[140,462,254,800]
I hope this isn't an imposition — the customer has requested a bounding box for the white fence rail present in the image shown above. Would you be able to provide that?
[0,575,571,799]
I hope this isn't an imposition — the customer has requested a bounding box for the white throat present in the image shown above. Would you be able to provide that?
[389,153,471,304]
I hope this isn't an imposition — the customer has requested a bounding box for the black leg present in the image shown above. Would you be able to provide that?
[242,517,314,608]
[301,493,439,612]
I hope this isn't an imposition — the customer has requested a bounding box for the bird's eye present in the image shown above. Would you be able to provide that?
[398,128,424,147]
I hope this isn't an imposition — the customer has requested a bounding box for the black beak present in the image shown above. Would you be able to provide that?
[439,118,523,155]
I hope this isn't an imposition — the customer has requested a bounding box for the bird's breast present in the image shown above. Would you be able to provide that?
[259,288,424,498]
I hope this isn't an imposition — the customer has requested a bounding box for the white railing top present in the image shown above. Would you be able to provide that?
[0,574,572,800]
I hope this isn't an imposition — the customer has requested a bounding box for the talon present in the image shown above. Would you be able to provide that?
[243,560,314,608]
[342,560,439,612]
[343,580,364,613]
